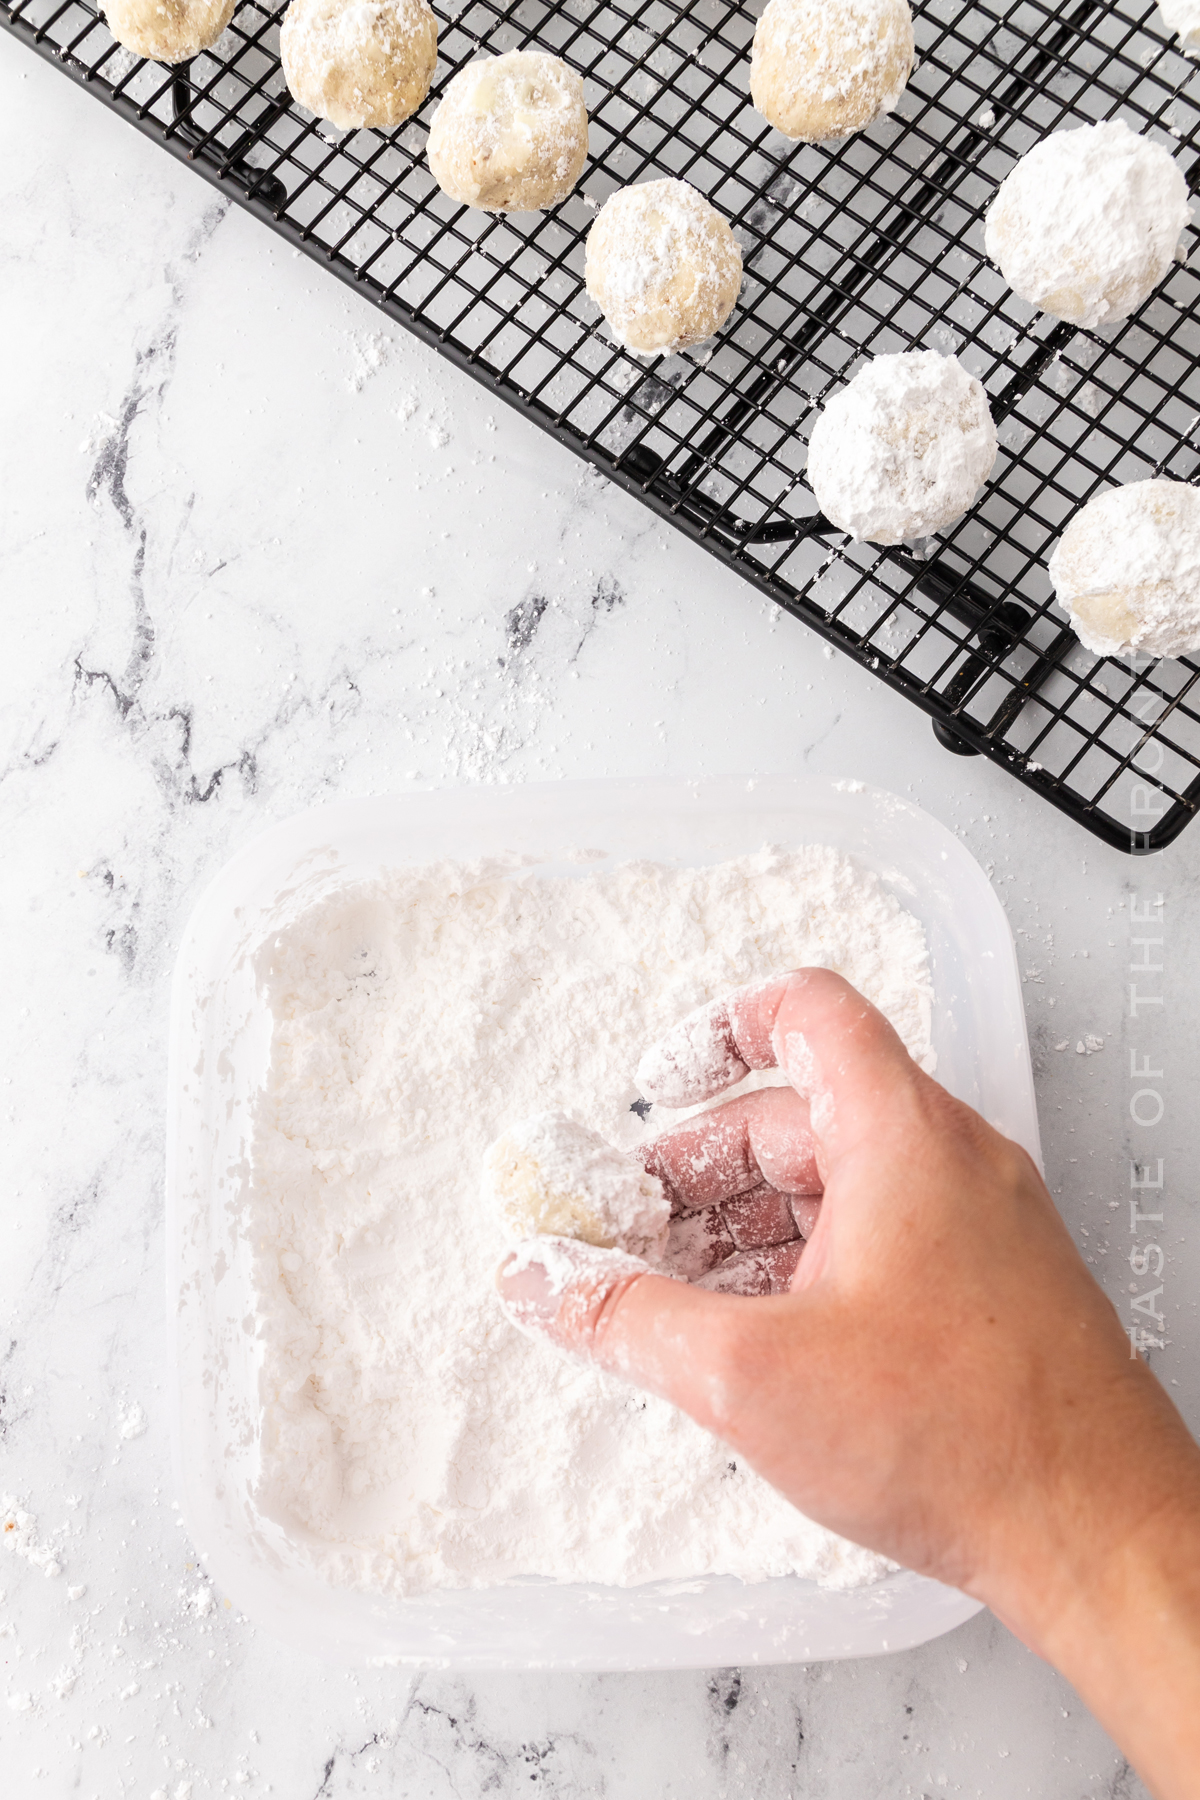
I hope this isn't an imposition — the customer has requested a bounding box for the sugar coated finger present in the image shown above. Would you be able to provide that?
[641,1087,820,1212]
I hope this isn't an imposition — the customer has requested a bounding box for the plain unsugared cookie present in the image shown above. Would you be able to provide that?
[751,0,914,142]
[805,350,997,546]
[584,179,743,355]
[104,0,235,62]
[985,121,1189,329]
[427,51,589,212]
[1049,480,1200,660]
[280,0,437,131]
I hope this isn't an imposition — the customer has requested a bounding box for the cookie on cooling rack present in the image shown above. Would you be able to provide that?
[1049,480,1200,661]
[104,0,234,63]
[428,51,589,212]
[1159,0,1200,56]
[584,179,743,356]
[985,120,1189,329]
[280,0,437,132]
[750,0,914,143]
[805,350,998,546]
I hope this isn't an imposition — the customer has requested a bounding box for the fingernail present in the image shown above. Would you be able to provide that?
[495,1237,653,1341]
[776,1027,817,1096]
[495,1242,561,1330]
[775,1029,836,1136]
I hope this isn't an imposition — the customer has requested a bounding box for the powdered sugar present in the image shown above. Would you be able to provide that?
[1049,477,1200,659]
[806,350,997,546]
[2,1497,63,1579]
[985,121,1189,328]
[250,844,930,1595]
[117,1401,148,1441]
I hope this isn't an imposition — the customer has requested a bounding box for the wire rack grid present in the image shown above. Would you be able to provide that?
[4,0,1200,851]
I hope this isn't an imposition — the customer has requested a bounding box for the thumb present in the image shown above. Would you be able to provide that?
[766,967,928,1168]
[496,1236,795,1438]
[637,967,928,1177]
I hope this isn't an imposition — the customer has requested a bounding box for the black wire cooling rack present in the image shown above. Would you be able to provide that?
[4,0,1199,849]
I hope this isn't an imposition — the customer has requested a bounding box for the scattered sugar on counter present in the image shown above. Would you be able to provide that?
[117,1402,148,1441]
[251,845,933,1594]
[2,1497,63,1578]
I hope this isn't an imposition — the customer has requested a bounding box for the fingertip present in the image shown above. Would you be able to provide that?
[498,1237,810,1446]
[634,995,747,1107]
[495,1236,653,1352]
[494,1242,555,1328]
[770,969,907,1086]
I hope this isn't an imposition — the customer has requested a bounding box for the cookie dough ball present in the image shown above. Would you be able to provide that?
[280,0,437,132]
[584,179,743,355]
[482,1112,670,1262]
[985,121,1189,329]
[104,0,234,63]
[806,350,997,545]
[1048,480,1200,660]
[428,50,588,212]
[751,0,914,142]
[1159,0,1200,55]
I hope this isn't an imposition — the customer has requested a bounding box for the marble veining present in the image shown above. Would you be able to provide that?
[3,29,1197,1800]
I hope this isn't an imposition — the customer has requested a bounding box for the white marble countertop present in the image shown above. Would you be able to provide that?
[3,33,1196,1798]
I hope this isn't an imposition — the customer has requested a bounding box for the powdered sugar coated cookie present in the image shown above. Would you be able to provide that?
[428,50,589,212]
[806,350,997,545]
[985,121,1189,328]
[584,178,742,355]
[1159,0,1200,55]
[751,0,914,142]
[1049,479,1200,660]
[281,0,437,131]
[482,1111,670,1260]
[105,0,234,63]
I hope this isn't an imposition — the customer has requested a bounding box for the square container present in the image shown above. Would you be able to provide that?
[167,776,1039,1669]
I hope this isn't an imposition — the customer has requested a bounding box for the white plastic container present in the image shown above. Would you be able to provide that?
[166,776,1039,1669]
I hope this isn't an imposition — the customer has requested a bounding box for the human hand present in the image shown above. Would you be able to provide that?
[497,969,1200,1799]
[643,1081,821,1296]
